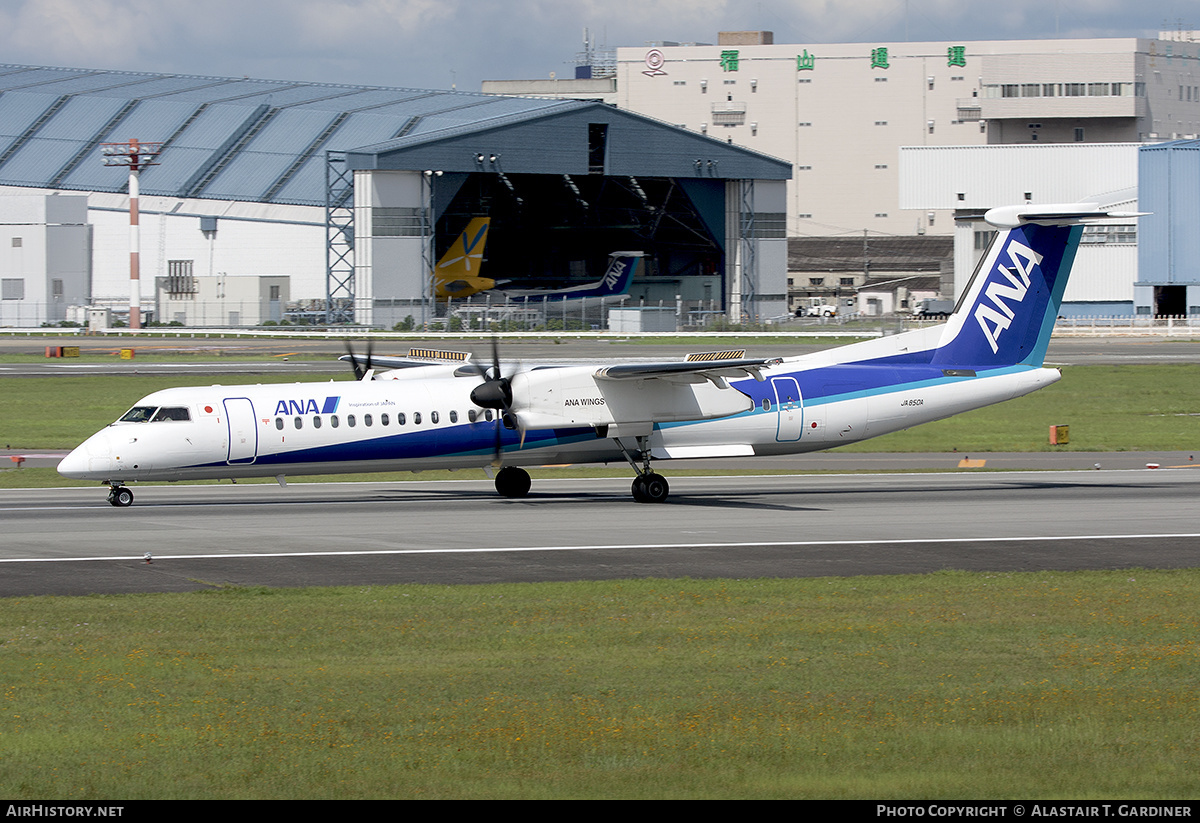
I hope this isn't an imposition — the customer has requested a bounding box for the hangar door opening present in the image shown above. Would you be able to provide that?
[432,173,727,315]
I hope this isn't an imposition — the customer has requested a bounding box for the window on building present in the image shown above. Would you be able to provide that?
[1,279,24,300]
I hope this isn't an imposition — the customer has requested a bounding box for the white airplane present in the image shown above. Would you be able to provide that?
[59,204,1139,507]
[432,216,642,304]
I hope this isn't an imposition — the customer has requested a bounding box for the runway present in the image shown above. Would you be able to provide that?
[3,469,1198,597]
[4,335,1200,377]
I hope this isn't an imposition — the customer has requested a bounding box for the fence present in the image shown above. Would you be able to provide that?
[7,298,1200,338]
[1052,316,1200,336]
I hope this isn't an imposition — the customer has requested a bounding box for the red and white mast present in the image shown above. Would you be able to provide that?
[102,139,161,330]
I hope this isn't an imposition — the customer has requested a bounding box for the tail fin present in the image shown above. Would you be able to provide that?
[931,204,1144,368]
[596,251,642,296]
[434,217,492,300]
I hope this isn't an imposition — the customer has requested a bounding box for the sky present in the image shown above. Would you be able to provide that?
[0,0,1195,93]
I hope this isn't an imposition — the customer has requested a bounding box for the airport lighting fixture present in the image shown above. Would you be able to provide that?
[102,139,162,330]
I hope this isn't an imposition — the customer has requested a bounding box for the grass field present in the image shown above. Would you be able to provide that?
[2,364,1197,453]
[1,571,1197,799]
[2,362,1199,798]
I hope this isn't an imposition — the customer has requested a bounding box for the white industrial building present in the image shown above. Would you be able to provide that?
[0,62,791,327]
[900,143,1140,314]
[0,194,91,325]
[614,32,1197,239]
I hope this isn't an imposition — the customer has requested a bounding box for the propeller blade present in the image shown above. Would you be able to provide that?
[343,340,364,381]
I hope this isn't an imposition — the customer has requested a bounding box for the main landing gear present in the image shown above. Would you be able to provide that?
[494,466,532,498]
[106,484,134,508]
[616,436,670,504]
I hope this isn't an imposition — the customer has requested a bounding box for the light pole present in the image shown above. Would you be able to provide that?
[102,139,162,330]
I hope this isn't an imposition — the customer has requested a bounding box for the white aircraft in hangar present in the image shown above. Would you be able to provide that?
[60,204,1138,507]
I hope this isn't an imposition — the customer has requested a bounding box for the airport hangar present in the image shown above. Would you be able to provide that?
[0,64,791,327]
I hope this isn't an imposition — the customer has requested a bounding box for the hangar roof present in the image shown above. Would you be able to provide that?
[346,102,791,180]
[0,63,789,207]
[0,63,575,206]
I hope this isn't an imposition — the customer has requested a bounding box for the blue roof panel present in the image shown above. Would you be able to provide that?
[0,92,61,139]
[0,62,728,205]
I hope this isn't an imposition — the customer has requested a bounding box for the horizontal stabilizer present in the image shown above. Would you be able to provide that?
[984,203,1147,229]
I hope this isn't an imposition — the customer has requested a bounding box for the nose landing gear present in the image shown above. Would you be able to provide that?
[106,484,134,507]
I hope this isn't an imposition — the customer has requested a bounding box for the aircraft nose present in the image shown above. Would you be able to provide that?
[57,444,91,479]
[57,430,114,480]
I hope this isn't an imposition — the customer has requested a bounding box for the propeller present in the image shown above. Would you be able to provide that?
[469,337,514,416]
[469,338,522,464]
[342,338,374,381]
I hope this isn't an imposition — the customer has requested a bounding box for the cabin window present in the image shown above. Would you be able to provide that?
[484,409,494,422]
[468,409,477,423]
[413,412,422,425]
[449,410,458,423]
[762,398,772,411]
[381,413,389,426]
[347,415,356,427]
[364,414,373,427]
[312,416,322,429]
[330,415,339,428]
[431,411,439,424]
[275,417,284,430]
[119,406,157,423]
[397,412,406,425]
[294,416,303,429]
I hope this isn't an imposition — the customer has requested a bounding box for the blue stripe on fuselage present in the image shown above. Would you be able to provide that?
[188,421,598,470]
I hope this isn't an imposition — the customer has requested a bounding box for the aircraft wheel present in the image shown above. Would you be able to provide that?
[494,466,531,498]
[109,487,134,508]
[632,473,669,504]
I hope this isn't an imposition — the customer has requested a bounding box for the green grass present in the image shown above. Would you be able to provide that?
[1,570,1197,799]
[0,373,339,449]
[836,364,1200,453]
[2,365,1197,453]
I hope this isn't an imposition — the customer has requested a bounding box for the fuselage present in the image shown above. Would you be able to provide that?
[58,358,1060,485]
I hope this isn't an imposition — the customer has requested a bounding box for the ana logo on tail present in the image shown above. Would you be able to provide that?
[973,239,1043,354]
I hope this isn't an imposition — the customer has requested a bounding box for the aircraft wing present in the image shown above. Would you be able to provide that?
[339,349,475,372]
[594,357,780,383]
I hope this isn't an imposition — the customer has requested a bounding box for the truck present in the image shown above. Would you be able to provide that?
[912,297,955,318]
[795,297,838,318]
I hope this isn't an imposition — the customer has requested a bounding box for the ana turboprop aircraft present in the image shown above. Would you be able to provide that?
[59,204,1138,507]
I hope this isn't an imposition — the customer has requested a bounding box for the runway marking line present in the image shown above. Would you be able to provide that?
[4,532,1200,564]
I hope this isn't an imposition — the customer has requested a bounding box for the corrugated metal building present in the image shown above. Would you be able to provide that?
[1137,140,1200,316]
[0,63,792,325]
[900,143,1140,315]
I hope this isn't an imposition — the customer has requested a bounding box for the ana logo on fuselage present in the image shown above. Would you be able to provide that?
[973,239,1043,354]
[274,396,341,415]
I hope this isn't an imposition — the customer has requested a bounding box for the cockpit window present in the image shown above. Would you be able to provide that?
[152,407,191,422]
[119,406,157,423]
[119,406,191,423]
